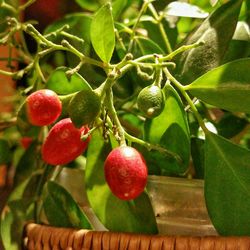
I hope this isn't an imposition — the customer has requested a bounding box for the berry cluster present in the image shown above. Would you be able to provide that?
[25,89,148,200]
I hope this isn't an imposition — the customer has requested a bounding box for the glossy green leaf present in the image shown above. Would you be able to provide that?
[0,139,11,165]
[134,37,164,56]
[205,132,250,235]
[90,3,115,63]
[144,84,190,175]
[1,174,42,250]
[0,0,18,33]
[187,58,250,114]
[142,19,177,53]
[112,75,135,100]
[45,13,92,45]
[46,67,91,95]
[223,21,250,63]
[74,0,100,11]
[85,129,158,233]
[175,0,243,84]
[1,200,35,250]
[191,137,205,179]
[112,0,128,20]
[216,113,248,139]
[13,142,38,187]
[223,40,250,63]
[16,101,41,137]
[44,181,92,229]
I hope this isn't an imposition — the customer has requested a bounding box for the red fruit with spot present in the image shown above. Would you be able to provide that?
[41,118,90,165]
[104,146,148,200]
[26,89,62,126]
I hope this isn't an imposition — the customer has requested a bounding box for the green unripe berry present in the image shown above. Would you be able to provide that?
[68,89,101,128]
[137,85,165,118]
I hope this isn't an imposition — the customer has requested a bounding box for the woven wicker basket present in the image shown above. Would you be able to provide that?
[23,223,250,250]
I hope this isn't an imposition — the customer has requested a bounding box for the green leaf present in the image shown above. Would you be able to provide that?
[216,113,248,139]
[223,21,250,63]
[1,205,18,250]
[74,0,100,11]
[175,0,243,84]
[1,174,41,250]
[85,129,158,233]
[0,139,11,165]
[90,3,115,63]
[16,101,41,137]
[144,84,190,175]
[1,200,35,250]
[112,0,128,20]
[205,132,250,235]
[46,67,91,95]
[191,137,205,179]
[142,19,178,53]
[134,36,165,56]
[187,58,250,114]
[44,181,92,229]
[0,0,18,33]
[13,142,38,187]
[45,13,92,45]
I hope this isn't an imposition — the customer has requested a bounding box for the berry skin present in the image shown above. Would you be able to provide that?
[68,89,101,128]
[26,89,62,126]
[41,118,90,165]
[104,146,148,201]
[137,85,165,118]
[20,137,33,149]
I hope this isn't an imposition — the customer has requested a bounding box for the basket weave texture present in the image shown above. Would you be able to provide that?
[24,223,250,250]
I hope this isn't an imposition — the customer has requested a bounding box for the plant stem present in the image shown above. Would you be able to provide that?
[148,2,172,53]
[1,1,17,13]
[61,31,84,44]
[128,0,151,52]
[18,0,36,11]
[160,41,204,61]
[0,69,15,77]
[163,67,208,133]
[106,89,126,146]
[50,165,63,181]
[24,24,108,69]
[153,57,163,87]
[124,132,183,165]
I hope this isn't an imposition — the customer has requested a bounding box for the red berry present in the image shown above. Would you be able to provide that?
[41,118,90,165]
[104,146,148,200]
[20,137,33,149]
[26,89,62,126]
